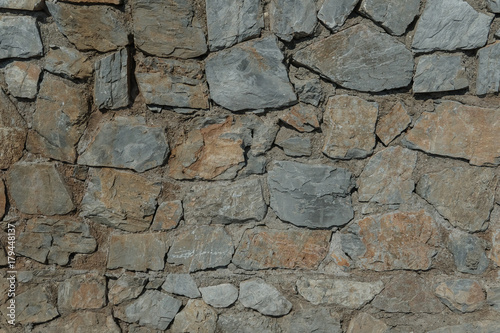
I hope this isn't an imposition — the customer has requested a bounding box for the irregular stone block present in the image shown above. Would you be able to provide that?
[0,16,43,59]
[275,128,312,157]
[279,308,342,333]
[449,231,489,275]
[217,312,280,333]
[239,278,292,316]
[171,299,217,333]
[58,273,106,313]
[60,0,121,3]
[45,46,93,79]
[488,0,500,13]
[476,42,500,95]
[413,54,468,93]
[359,0,420,35]
[294,24,413,92]
[4,61,41,99]
[268,160,354,228]
[206,36,297,112]
[270,0,316,41]
[0,89,27,169]
[16,285,59,324]
[162,274,200,298]
[375,101,411,146]
[280,104,320,132]
[151,201,183,231]
[428,321,500,333]
[0,180,5,220]
[290,70,323,106]
[32,311,121,333]
[346,312,389,333]
[491,206,500,267]
[318,0,358,31]
[487,285,500,311]
[108,274,147,305]
[435,279,485,313]
[200,284,238,308]
[95,48,129,109]
[0,0,44,10]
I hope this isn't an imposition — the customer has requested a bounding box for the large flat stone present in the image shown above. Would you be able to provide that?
[32,312,121,333]
[294,24,413,92]
[206,35,297,111]
[359,0,420,35]
[162,274,200,298]
[0,89,27,169]
[0,16,43,59]
[108,233,167,272]
[375,101,411,146]
[239,278,292,316]
[15,285,59,324]
[318,0,358,31]
[95,48,130,110]
[0,0,44,10]
[413,54,468,93]
[270,0,316,41]
[476,42,500,95]
[60,0,122,3]
[171,299,217,333]
[435,279,485,313]
[58,273,106,313]
[4,61,41,99]
[44,46,93,79]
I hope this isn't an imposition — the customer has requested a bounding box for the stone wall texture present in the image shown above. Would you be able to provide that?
[1,0,500,332]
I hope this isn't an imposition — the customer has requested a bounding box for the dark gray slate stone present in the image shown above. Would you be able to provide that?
[412,0,492,52]
[95,48,130,110]
[206,0,263,51]
[449,231,489,275]
[108,275,148,305]
[206,35,297,111]
[476,42,500,95]
[278,308,342,333]
[162,274,200,298]
[293,78,323,107]
[359,0,420,35]
[270,0,317,41]
[318,0,358,31]
[487,286,500,311]
[268,160,354,228]
[239,278,292,316]
[275,128,312,157]
[0,16,43,60]
[428,321,500,333]
[294,24,413,92]
[45,46,93,79]
[0,0,44,10]
[413,54,468,93]
[16,285,59,324]
[488,0,500,13]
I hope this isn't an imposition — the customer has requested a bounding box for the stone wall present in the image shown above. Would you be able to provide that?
[1,0,500,332]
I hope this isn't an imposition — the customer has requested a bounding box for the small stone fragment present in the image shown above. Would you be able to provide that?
[347,313,389,333]
[58,273,106,313]
[217,312,280,333]
[413,54,468,93]
[32,311,121,333]
[488,0,500,13]
[200,284,238,308]
[359,0,420,35]
[435,279,485,313]
[95,48,129,110]
[4,61,41,99]
[0,0,44,10]
[0,89,27,169]
[449,230,489,275]
[0,16,43,59]
[427,321,500,333]
[318,0,358,31]
[45,46,93,79]
[476,42,500,95]
[162,274,200,299]
[290,70,323,106]
[270,0,317,41]
[279,104,320,132]
[15,285,59,324]
[171,299,217,333]
[375,101,411,145]
[108,274,147,305]
[239,278,292,316]
[279,308,342,333]
[275,128,312,157]
[151,201,183,231]
[0,180,5,220]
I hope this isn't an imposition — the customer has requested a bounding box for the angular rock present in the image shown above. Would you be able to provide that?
[435,279,485,313]
[167,226,234,272]
[162,274,200,298]
[171,299,217,333]
[357,146,417,204]
[239,278,292,316]
[404,101,500,166]
[488,0,500,13]
[132,0,206,58]
[270,0,317,41]
[151,200,183,231]
[206,0,263,51]
[81,168,161,232]
[47,1,128,52]
[242,114,280,156]
[487,286,500,311]
[413,54,468,93]
[78,117,169,172]
[95,48,129,109]
[323,95,379,159]
[0,0,44,10]
[45,46,93,79]
[268,160,354,228]
[476,42,500,95]
[217,312,280,333]
[294,24,413,92]
[58,273,106,313]
[16,285,59,324]
[108,274,147,305]
[0,89,27,169]
[491,207,500,266]
[16,232,51,263]
[184,178,266,224]
[200,284,238,308]
[0,16,43,60]
[233,227,330,270]
[449,231,489,275]
[412,0,492,52]
[296,279,384,308]
[359,0,420,35]
[135,56,208,109]
[416,167,496,232]
[0,180,5,220]
[375,101,411,146]
[428,321,500,333]
[346,312,389,333]
[290,69,323,106]
[4,61,41,99]
[279,308,342,333]
[280,104,320,132]
[107,233,166,272]
[318,0,358,31]
[275,128,312,157]
[206,36,297,111]
[60,0,121,3]
[32,312,121,333]
[7,162,74,215]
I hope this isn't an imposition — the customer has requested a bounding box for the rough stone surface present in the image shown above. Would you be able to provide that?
[32,312,121,333]
[296,279,384,308]
[0,16,43,60]
[233,227,330,270]
[217,312,280,333]
[435,279,485,313]
[95,48,129,110]
[206,36,297,112]
[270,0,316,41]
[0,0,44,10]
[132,0,207,58]
[412,0,493,52]
[476,42,500,95]
[413,54,468,93]
[200,284,238,308]
[376,101,411,146]
[404,101,500,166]
[80,168,161,232]
[47,1,128,52]
[239,278,292,316]
[279,308,342,333]
[427,321,500,333]
[290,70,323,106]
[0,89,27,169]
[7,162,74,215]
[44,46,93,79]
[359,0,420,35]
[107,233,166,272]
[206,0,263,51]
[167,226,234,272]
[280,104,320,132]
[358,146,417,204]
[275,128,312,157]
[322,95,379,159]
[58,273,106,312]
[294,24,413,92]
[78,116,169,172]
[488,0,500,13]
[487,286,500,311]
[171,299,217,333]
[0,180,5,220]
[346,312,389,333]
[16,285,59,324]
[151,200,183,231]
[60,0,122,3]
[4,61,41,99]
[416,167,496,232]
[184,178,266,224]
[108,275,147,305]
[491,207,500,266]
[162,274,200,298]
[268,160,354,228]
[318,0,358,31]
[448,231,489,275]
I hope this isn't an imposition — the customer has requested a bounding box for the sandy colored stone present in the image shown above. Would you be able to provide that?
[347,312,389,333]
[376,101,411,145]
[108,275,147,305]
[0,180,5,220]
[280,104,320,132]
[58,273,106,313]
[151,200,183,231]
[15,285,59,324]
[171,299,217,333]
[435,279,485,313]
[0,89,27,169]
[4,61,41,99]
[32,312,121,333]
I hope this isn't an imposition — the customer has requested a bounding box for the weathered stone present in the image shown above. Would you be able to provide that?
[7,162,74,215]
[449,230,489,275]
[275,128,312,157]
[32,312,121,333]
[279,104,320,132]
[476,42,500,95]
[404,101,500,166]
[108,274,147,305]
[206,36,297,111]
[58,273,106,313]
[413,54,468,93]
[233,227,330,270]
[95,48,129,110]
[323,95,379,159]
[206,0,263,51]
[296,279,384,308]
[359,0,420,35]
[346,312,389,333]
[488,0,500,13]
[0,0,44,10]
[171,299,217,333]
[435,279,485,313]
[136,56,208,109]
[184,178,266,224]
[290,69,323,106]
[270,0,316,41]
[107,233,166,272]
[29,73,89,163]
[47,1,128,52]
[16,285,59,324]
[81,168,161,232]
[167,226,234,272]
[487,286,500,311]
[428,321,500,333]
[151,201,183,231]
[4,61,41,99]
[200,284,238,308]
[162,274,200,298]
[0,16,43,59]
[16,232,51,263]
[243,114,280,156]
[60,0,121,4]
[358,146,417,204]
[490,206,500,266]
[375,101,411,146]
[0,89,26,169]
[217,312,280,333]
[279,308,341,333]
[0,180,5,220]
[132,0,206,58]
[239,278,292,316]
[294,24,413,92]
[412,0,492,52]
[268,160,354,228]
[416,167,496,232]
[318,0,358,31]
[45,46,93,79]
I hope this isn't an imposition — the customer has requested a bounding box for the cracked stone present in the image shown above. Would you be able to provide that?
[58,273,106,313]
[0,0,44,10]
[476,42,500,95]
[318,0,358,31]
[15,285,59,324]
[0,180,5,219]
[45,46,93,80]
[217,311,280,333]
[275,128,312,157]
[162,274,200,298]
[270,0,317,41]
[0,16,43,59]
[108,274,147,305]
[239,278,292,316]
[375,101,411,146]
[280,104,320,132]
[448,230,489,275]
[413,54,468,93]
[4,61,41,99]
[435,279,485,313]
[151,200,183,231]
[0,88,27,170]
[32,312,121,333]
[171,299,217,333]
[94,48,130,110]
[359,0,420,35]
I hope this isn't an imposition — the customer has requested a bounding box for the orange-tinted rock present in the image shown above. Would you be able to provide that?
[347,313,389,333]
[0,180,5,220]
[376,101,411,145]
[404,101,500,166]
[279,103,320,132]
[151,200,183,231]
[0,89,27,169]
[4,61,41,99]
[435,279,485,313]
[58,273,106,313]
